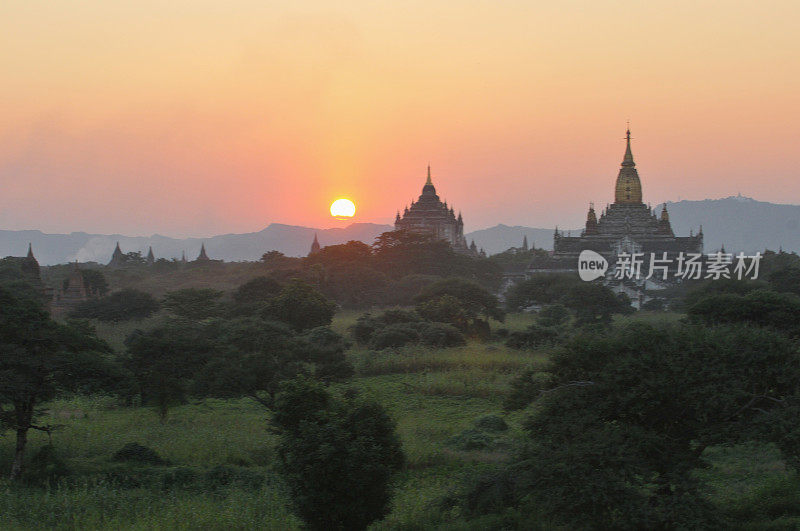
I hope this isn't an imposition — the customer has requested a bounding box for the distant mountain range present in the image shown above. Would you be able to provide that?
[2,195,798,265]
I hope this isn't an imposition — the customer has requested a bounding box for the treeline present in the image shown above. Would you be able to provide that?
[265,230,502,308]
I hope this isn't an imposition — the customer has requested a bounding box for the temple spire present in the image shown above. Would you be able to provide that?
[26,243,34,259]
[426,164,432,185]
[622,127,635,167]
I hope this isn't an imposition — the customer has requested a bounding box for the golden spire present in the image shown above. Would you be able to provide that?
[614,126,643,204]
[622,127,635,167]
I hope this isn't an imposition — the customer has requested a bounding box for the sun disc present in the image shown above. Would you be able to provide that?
[330,198,356,219]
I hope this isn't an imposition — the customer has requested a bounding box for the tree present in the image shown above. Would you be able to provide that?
[415,278,505,322]
[372,230,502,289]
[416,294,470,331]
[504,274,576,311]
[487,323,800,528]
[232,276,282,305]
[561,281,633,327]
[0,288,118,479]
[688,288,800,337]
[192,318,307,408]
[70,288,159,321]
[162,288,224,320]
[263,280,336,331]
[272,378,404,530]
[125,320,216,420]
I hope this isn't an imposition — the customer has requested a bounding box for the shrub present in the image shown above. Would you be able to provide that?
[505,325,560,349]
[112,443,167,465]
[369,323,421,349]
[447,428,495,451]
[417,322,466,347]
[473,414,508,432]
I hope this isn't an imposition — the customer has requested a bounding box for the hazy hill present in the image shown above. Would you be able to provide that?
[2,195,798,264]
[468,196,800,256]
[0,223,393,266]
[663,195,800,254]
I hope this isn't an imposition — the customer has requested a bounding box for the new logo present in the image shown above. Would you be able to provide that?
[578,250,608,281]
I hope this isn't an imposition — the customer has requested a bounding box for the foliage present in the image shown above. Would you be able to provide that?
[272,378,404,531]
[112,443,167,465]
[473,414,508,432]
[262,280,336,331]
[162,288,225,320]
[300,326,354,383]
[536,303,570,327]
[372,230,502,290]
[357,317,466,350]
[505,324,561,349]
[688,288,800,337]
[506,274,632,326]
[232,276,281,305]
[124,320,217,420]
[416,278,505,323]
[70,288,159,322]
[0,287,118,480]
[477,322,800,528]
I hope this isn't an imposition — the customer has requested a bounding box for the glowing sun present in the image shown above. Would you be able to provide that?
[330,198,356,219]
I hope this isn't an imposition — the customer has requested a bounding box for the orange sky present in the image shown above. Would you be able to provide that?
[0,1,798,236]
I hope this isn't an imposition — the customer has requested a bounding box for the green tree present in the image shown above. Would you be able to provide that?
[0,288,118,479]
[162,288,224,320]
[70,288,159,322]
[263,280,336,331]
[232,276,282,305]
[688,288,800,337]
[272,378,404,530]
[192,318,307,407]
[415,277,505,323]
[487,323,800,528]
[125,321,216,420]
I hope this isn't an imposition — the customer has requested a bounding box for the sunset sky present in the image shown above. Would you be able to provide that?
[1,1,798,237]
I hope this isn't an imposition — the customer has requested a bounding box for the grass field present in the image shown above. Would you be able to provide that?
[0,311,797,529]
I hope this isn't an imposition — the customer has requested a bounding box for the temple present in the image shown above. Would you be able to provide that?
[395,166,470,252]
[309,234,321,255]
[195,243,210,262]
[529,129,703,279]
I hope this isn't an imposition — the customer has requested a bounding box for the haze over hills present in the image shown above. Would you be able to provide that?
[1,196,798,265]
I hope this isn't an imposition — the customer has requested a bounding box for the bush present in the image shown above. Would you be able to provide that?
[369,323,421,349]
[446,428,495,451]
[112,443,167,465]
[417,322,466,347]
[366,321,466,350]
[350,309,423,345]
[473,414,508,432]
[536,303,570,327]
[70,288,159,322]
[505,324,560,349]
